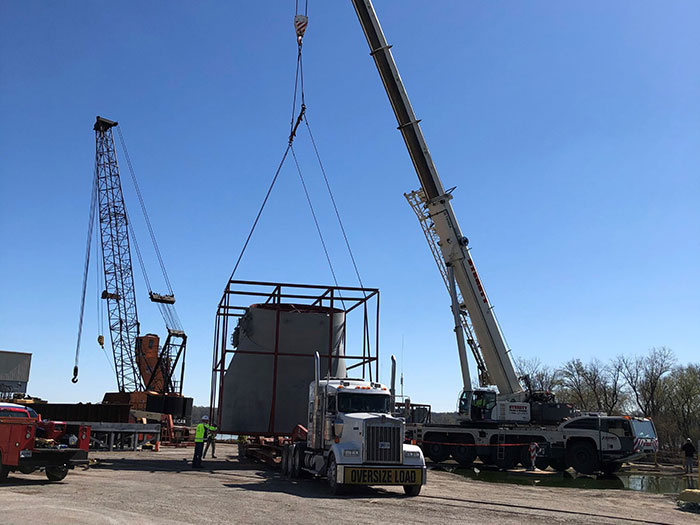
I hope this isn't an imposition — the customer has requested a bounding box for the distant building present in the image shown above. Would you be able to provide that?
[0,350,32,398]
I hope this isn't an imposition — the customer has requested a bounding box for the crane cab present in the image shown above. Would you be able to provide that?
[458,388,530,423]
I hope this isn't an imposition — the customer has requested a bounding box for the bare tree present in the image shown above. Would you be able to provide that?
[515,357,561,392]
[664,364,700,444]
[559,359,594,410]
[621,347,675,418]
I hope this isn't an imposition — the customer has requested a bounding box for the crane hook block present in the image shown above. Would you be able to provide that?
[72,366,79,383]
[98,335,105,348]
[294,14,308,43]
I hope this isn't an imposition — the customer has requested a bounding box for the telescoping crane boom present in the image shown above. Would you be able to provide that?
[348,3,661,475]
[350,0,524,405]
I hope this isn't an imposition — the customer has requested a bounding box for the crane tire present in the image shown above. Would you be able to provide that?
[451,436,476,467]
[567,440,599,475]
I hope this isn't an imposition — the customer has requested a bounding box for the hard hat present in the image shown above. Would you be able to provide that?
[202,415,209,422]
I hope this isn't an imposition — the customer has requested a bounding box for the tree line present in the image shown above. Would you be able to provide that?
[516,347,699,450]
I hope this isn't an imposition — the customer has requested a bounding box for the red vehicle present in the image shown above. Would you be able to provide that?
[0,402,90,482]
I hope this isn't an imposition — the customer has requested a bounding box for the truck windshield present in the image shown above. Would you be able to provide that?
[631,419,656,439]
[337,393,391,414]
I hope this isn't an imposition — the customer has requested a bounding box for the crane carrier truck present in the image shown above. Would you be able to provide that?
[350,0,658,475]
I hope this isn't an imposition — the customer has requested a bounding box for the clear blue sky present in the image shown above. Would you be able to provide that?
[1,1,698,411]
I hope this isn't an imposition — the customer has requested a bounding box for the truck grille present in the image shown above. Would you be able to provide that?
[365,422,402,464]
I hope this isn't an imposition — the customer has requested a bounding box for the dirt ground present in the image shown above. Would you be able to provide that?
[0,444,697,524]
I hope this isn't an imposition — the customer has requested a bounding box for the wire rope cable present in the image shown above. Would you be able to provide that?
[72,166,99,382]
[290,145,341,289]
[116,126,173,295]
[227,144,292,282]
[303,116,365,291]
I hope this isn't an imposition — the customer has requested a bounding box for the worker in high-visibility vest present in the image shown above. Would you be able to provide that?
[203,421,218,459]
[192,415,209,468]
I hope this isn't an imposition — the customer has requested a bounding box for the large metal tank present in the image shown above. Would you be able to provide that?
[221,303,346,435]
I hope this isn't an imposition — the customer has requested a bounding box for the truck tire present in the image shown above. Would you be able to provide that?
[422,434,449,463]
[567,441,599,475]
[46,466,68,482]
[281,446,290,476]
[0,454,9,481]
[493,447,518,471]
[403,484,421,496]
[290,445,301,478]
[18,466,37,475]
[326,454,344,495]
[293,444,307,478]
[451,436,476,467]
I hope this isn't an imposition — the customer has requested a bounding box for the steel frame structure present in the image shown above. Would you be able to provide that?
[210,280,380,434]
[94,117,142,392]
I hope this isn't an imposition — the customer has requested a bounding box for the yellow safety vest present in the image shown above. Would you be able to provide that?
[195,423,206,443]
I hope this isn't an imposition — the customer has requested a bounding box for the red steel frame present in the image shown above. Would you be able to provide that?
[210,280,380,435]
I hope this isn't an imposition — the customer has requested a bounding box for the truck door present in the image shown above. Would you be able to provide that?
[600,418,633,452]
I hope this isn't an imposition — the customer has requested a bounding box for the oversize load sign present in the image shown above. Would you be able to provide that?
[343,467,422,485]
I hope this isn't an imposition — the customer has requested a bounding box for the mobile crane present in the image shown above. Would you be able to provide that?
[350,0,658,475]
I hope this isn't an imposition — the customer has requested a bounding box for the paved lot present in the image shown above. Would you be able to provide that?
[0,444,697,524]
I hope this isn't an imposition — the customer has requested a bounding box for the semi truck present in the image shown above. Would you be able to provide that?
[280,354,426,495]
[349,0,659,475]
[0,402,90,481]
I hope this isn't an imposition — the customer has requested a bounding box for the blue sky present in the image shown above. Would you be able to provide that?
[1,1,698,411]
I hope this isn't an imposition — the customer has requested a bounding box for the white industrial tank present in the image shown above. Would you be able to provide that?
[221,303,346,434]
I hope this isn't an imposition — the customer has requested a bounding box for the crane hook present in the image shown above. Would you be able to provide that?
[72,366,79,383]
[294,14,308,45]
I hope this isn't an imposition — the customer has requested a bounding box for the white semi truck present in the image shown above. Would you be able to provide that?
[282,354,426,495]
[350,0,659,475]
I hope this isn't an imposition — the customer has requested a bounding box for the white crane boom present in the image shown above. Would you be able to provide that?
[350,0,523,398]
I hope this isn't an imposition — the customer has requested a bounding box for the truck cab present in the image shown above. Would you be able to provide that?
[284,354,426,496]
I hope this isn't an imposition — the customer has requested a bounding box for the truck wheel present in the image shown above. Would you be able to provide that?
[281,446,289,476]
[290,445,300,478]
[292,444,306,478]
[423,435,449,463]
[451,436,476,467]
[0,455,9,481]
[567,441,599,475]
[46,466,68,482]
[326,454,344,495]
[403,484,421,496]
[493,446,518,470]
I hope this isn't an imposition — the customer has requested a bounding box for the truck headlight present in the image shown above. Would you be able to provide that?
[343,449,360,457]
[405,450,421,458]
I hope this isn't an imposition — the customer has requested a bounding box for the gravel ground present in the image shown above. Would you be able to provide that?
[0,444,697,524]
